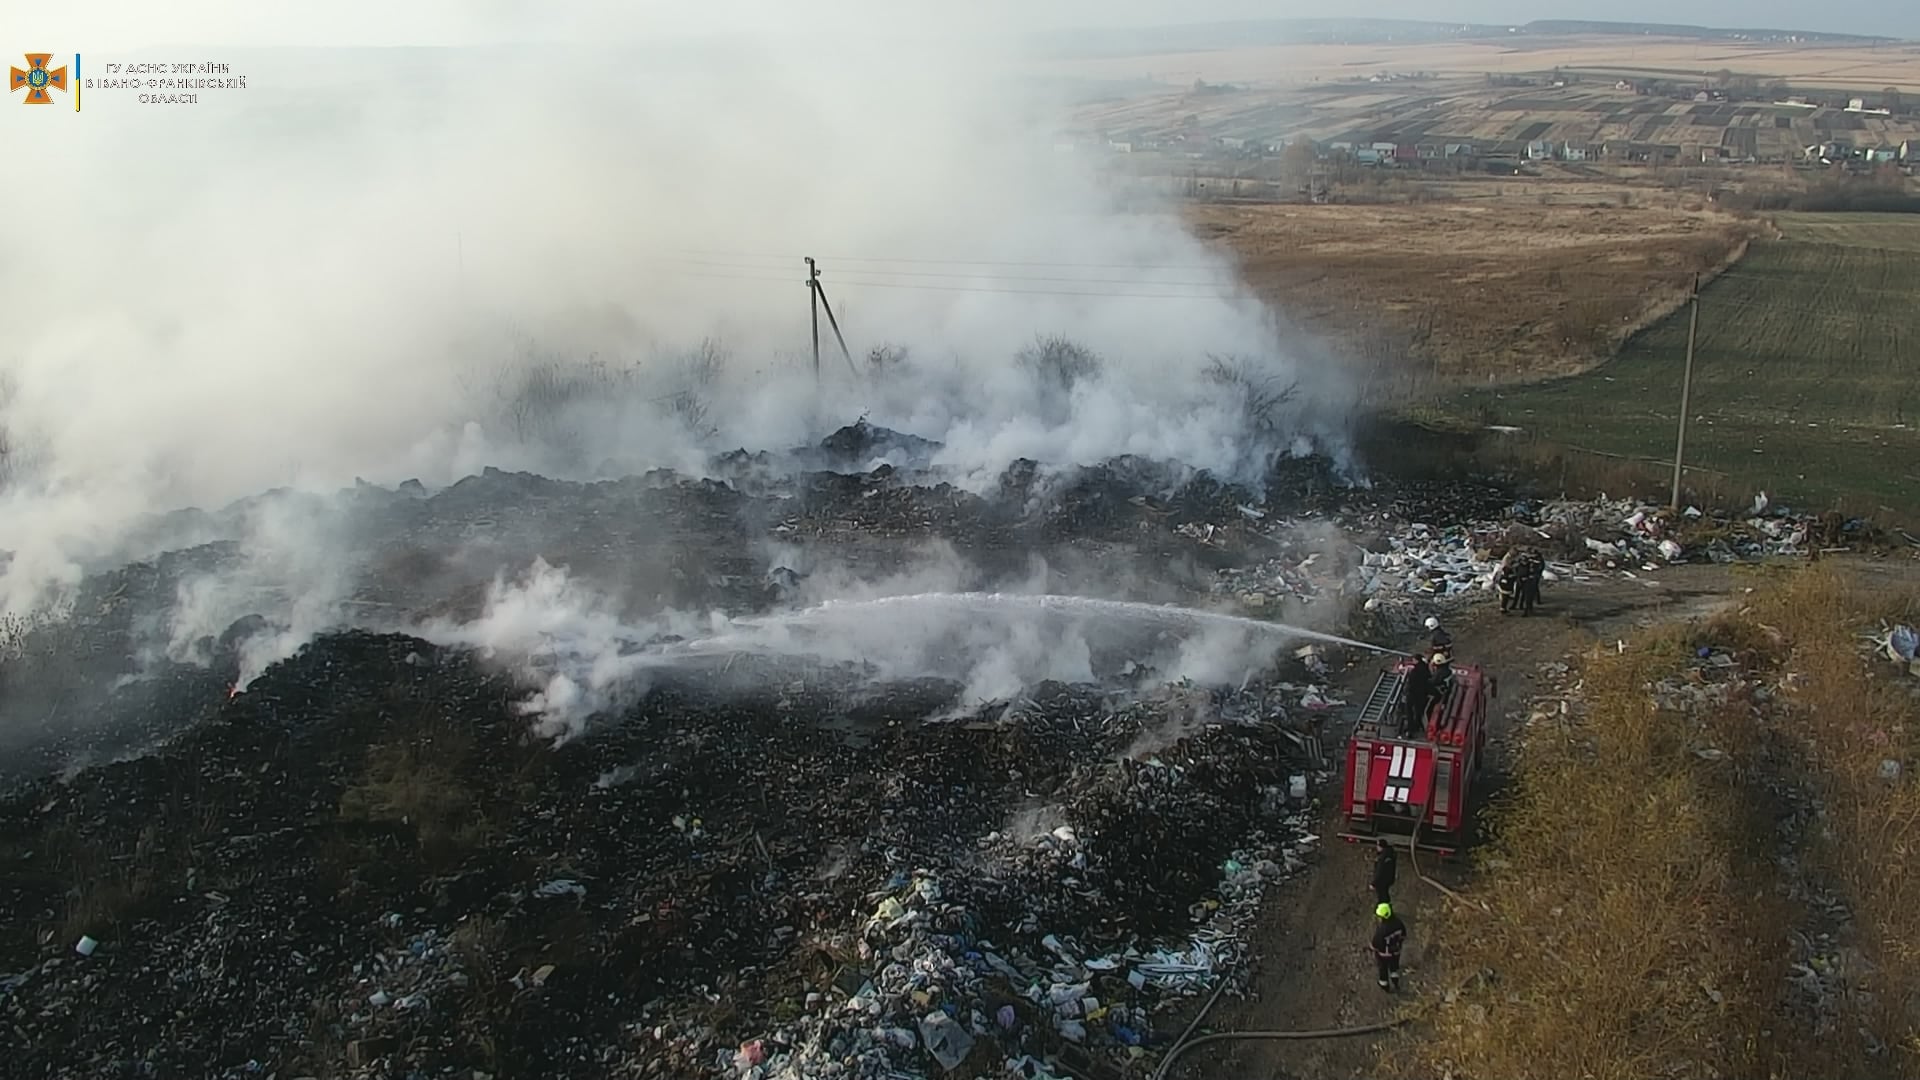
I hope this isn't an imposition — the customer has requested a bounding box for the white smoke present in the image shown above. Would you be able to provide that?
[0,2,1356,619]
[419,553,1338,742]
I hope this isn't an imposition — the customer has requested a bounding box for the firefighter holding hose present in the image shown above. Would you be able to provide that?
[1371,902,1408,993]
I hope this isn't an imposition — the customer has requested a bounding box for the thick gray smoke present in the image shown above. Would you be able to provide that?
[0,3,1355,618]
[0,2,1371,759]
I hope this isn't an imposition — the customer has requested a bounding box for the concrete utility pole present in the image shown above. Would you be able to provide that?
[1669,273,1701,512]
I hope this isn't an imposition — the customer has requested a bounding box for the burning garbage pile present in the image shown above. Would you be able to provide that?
[0,414,1897,1079]
[0,622,1332,1080]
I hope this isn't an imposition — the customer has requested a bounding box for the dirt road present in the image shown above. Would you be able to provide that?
[1170,562,1755,1080]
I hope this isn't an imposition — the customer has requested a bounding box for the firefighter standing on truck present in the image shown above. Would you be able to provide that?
[1372,902,1407,992]
[1371,838,1397,904]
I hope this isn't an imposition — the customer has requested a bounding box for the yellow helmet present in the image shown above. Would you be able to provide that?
[1375,902,1392,919]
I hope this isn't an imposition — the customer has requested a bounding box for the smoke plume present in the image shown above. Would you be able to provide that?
[0,2,1355,619]
[0,1,1377,763]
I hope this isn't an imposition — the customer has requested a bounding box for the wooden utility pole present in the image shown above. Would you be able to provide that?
[806,257,821,383]
[1669,273,1700,512]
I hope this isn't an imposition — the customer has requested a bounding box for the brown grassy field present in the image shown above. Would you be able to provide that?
[1192,199,1761,387]
[1049,35,1920,92]
[1389,563,1920,1080]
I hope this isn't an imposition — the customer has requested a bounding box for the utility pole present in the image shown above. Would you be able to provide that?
[1669,273,1700,512]
[806,257,821,384]
[810,271,859,378]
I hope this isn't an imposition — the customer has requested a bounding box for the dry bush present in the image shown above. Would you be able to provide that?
[1201,354,1299,437]
[1017,335,1104,426]
[1392,643,1784,1080]
[1745,568,1920,1064]
[1015,335,1103,390]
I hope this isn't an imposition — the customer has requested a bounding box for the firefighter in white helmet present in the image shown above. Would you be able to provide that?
[1423,616,1454,711]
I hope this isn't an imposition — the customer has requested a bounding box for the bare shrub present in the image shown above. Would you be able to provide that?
[1017,335,1104,425]
[1015,335,1103,391]
[657,337,728,441]
[1201,354,1299,436]
[493,347,638,445]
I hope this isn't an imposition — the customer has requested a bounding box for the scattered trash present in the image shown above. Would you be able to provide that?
[917,1011,974,1071]
[0,448,1873,1080]
[1886,625,1918,665]
[533,879,587,900]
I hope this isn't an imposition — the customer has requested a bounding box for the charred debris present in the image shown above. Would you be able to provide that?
[0,421,1879,1080]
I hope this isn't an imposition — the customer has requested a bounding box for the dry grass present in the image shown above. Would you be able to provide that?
[1740,568,1920,1067]
[1389,563,1920,1079]
[1390,637,1785,1080]
[1195,201,1757,385]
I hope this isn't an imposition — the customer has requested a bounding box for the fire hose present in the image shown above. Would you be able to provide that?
[1146,792,1487,1079]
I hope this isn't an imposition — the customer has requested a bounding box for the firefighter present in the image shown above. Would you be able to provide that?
[1371,838,1397,905]
[1494,560,1519,614]
[1400,655,1431,737]
[1427,632,1454,708]
[1371,902,1407,992]
[1520,550,1545,616]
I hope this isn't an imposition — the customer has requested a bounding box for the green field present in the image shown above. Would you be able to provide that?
[1451,212,1920,513]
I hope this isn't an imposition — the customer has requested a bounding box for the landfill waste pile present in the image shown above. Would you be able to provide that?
[1204,490,1874,623]
[0,630,1331,1080]
[0,418,1882,1079]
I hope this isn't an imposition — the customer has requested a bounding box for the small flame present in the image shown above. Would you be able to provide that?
[227,684,240,700]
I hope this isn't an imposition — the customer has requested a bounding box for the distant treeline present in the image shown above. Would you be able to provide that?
[1522,19,1889,43]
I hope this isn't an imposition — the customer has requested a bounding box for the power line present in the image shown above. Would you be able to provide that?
[681,270,1254,301]
[672,248,1230,272]
[668,257,1232,288]
[680,270,1920,319]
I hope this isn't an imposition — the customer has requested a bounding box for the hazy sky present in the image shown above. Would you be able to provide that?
[8,0,1913,49]
[1081,1,1917,39]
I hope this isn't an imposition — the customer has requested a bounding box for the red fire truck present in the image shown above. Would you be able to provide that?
[1338,657,1495,857]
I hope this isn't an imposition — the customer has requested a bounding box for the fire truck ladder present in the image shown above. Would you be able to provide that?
[1357,670,1405,733]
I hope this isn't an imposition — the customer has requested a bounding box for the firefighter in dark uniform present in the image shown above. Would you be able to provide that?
[1424,618,1454,715]
[1371,838,1397,905]
[1400,655,1431,737]
[1372,902,1408,992]
[1520,549,1545,615]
